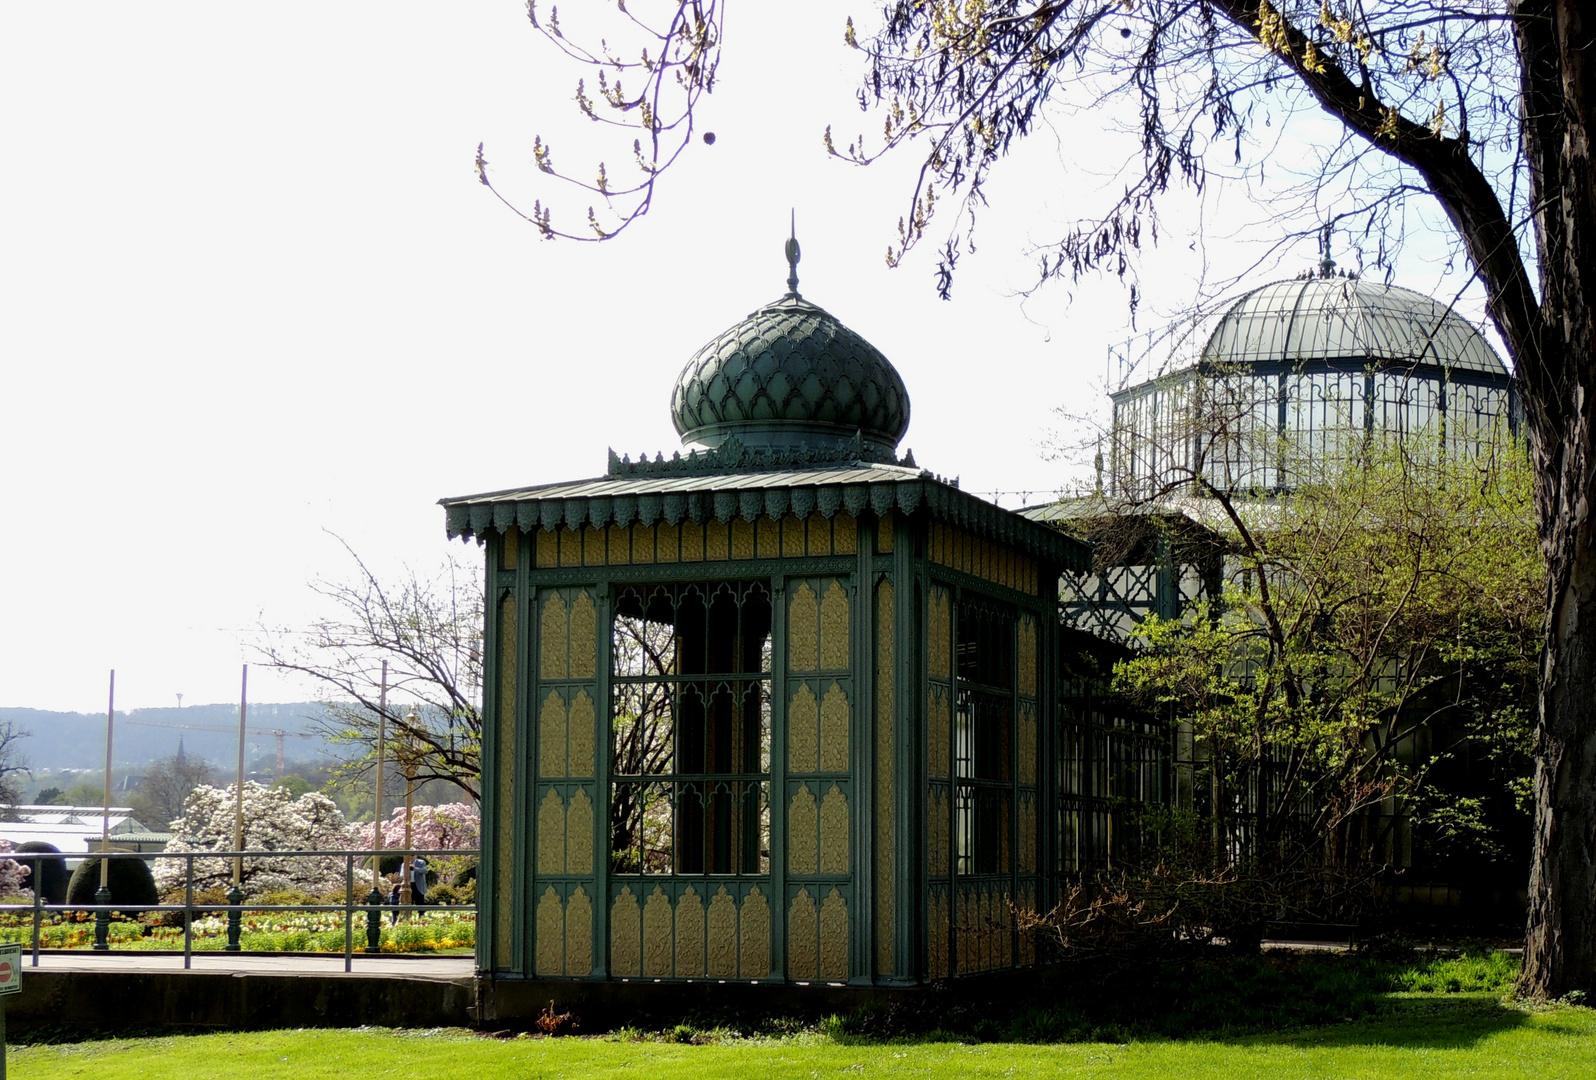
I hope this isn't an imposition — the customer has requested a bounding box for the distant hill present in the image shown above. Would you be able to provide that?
[0,702,343,772]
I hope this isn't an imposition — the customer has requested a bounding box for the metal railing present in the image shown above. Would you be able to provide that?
[1,848,477,973]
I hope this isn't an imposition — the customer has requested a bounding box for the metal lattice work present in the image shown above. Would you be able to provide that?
[609,580,773,877]
[1055,640,1169,874]
[954,600,1015,877]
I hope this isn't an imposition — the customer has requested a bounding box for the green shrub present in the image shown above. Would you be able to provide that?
[67,856,159,914]
[428,879,476,906]
[16,842,69,904]
[257,888,317,907]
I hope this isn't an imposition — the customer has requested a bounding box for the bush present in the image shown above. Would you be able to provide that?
[15,842,68,904]
[428,879,476,906]
[67,856,159,914]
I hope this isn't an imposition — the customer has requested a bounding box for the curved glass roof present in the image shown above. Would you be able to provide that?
[1200,276,1508,376]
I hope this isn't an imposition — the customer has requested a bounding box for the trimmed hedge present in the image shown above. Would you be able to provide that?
[67,856,159,913]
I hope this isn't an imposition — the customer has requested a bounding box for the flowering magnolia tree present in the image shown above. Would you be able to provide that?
[357,802,479,884]
[156,782,356,897]
[0,840,32,898]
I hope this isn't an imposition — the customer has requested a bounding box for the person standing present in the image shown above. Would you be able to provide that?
[410,854,429,906]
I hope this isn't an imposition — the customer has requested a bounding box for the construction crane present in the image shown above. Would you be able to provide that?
[122,717,319,777]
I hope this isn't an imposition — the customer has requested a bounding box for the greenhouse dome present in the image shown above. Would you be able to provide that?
[1107,269,1520,496]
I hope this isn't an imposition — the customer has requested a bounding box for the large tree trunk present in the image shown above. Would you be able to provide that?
[1518,0,1596,1000]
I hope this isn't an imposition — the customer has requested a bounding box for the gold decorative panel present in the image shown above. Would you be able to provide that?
[610,887,641,976]
[820,888,849,981]
[681,521,705,562]
[929,588,951,680]
[566,886,593,975]
[567,788,594,875]
[1018,702,1037,787]
[788,888,817,980]
[788,584,819,672]
[1019,882,1037,966]
[731,519,755,560]
[833,514,857,554]
[707,887,738,978]
[1018,614,1037,697]
[807,516,832,557]
[569,689,596,778]
[630,523,654,564]
[757,518,780,559]
[820,582,849,670]
[537,789,565,875]
[570,591,596,678]
[499,528,519,570]
[675,886,705,976]
[582,525,604,567]
[538,691,567,778]
[540,593,568,680]
[928,686,950,780]
[782,514,806,558]
[643,886,672,978]
[494,593,516,970]
[875,579,895,976]
[820,785,849,874]
[741,888,771,979]
[787,683,819,772]
[876,511,894,554]
[536,529,558,569]
[930,525,1037,594]
[928,891,949,979]
[788,784,818,875]
[978,890,993,973]
[929,787,950,877]
[787,684,819,772]
[1019,794,1036,875]
[706,521,730,561]
[536,887,562,976]
[558,528,582,568]
[820,683,849,773]
[656,521,679,563]
[608,524,630,565]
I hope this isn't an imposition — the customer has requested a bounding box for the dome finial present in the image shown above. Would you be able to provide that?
[1318,222,1336,277]
[784,209,801,296]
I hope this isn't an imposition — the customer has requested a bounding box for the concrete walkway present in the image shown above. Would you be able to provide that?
[19,950,474,981]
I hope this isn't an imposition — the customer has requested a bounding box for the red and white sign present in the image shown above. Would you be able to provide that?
[0,944,20,995]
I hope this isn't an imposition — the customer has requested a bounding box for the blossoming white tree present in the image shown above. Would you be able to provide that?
[156,782,356,897]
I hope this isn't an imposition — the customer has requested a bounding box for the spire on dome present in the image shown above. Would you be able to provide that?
[784,210,801,296]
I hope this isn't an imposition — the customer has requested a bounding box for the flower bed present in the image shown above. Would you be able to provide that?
[0,907,475,953]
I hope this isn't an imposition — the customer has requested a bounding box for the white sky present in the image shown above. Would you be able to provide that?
[0,3,1491,714]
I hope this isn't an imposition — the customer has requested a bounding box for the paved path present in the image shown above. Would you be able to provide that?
[18,950,474,980]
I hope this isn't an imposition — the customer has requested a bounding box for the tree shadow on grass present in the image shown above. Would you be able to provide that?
[1219,994,1531,1051]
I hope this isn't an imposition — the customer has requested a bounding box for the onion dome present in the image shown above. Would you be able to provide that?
[671,234,911,457]
[1200,274,1507,375]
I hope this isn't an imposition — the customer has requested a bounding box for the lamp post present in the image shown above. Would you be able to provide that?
[93,671,114,951]
[366,661,387,952]
[399,709,419,918]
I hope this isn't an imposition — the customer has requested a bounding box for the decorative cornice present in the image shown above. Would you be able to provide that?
[607,435,919,478]
[442,469,1088,571]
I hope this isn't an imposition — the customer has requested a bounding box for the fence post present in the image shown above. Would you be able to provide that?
[344,854,355,973]
[366,879,383,953]
[183,853,194,970]
[225,879,244,952]
[92,879,111,951]
[29,858,40,968]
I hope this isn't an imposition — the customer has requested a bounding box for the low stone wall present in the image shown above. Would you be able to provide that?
[7,969,475,1035]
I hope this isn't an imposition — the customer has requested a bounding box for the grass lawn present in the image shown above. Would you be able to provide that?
[13,996,1596,1080]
